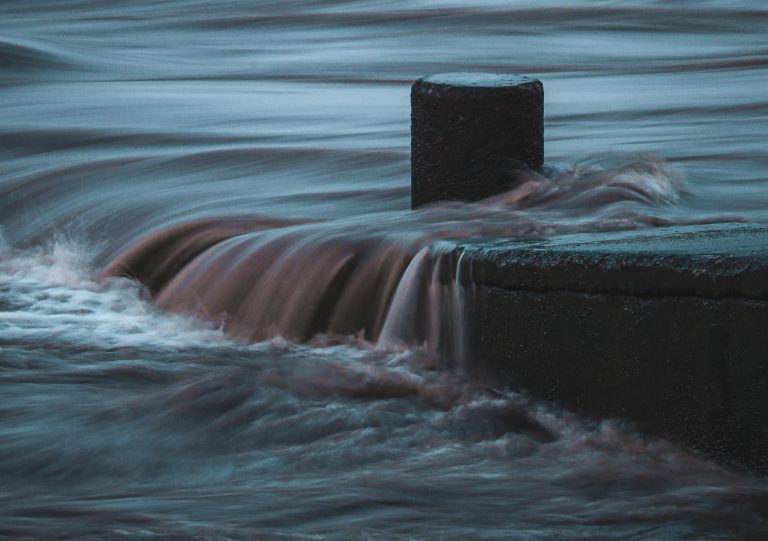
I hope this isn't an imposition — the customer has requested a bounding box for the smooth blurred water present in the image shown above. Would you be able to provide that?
[1,1,767,539]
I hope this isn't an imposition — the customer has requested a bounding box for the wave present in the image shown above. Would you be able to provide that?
[0,39,70,73]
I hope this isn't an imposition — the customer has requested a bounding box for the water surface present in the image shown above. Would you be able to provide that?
[1,1,767,539]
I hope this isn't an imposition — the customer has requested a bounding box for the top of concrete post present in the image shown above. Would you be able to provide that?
[417,72,536,88]
[412,72,542,99]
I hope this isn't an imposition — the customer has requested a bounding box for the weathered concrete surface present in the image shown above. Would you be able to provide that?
[411,73,543,208]
[458,224,768,472]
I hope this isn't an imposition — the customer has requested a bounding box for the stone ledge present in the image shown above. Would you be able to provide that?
[458,224,768,472]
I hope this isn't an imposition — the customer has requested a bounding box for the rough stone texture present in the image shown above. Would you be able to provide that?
[457,224,768,472]
[411,72,544,208]
[462,224,768,299]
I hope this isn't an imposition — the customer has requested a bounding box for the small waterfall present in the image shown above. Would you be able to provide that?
[376,247,431,349]
[102,220,474,368]
[376,242,474,369]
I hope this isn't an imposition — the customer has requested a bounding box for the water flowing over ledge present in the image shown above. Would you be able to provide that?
[101,155,715,360]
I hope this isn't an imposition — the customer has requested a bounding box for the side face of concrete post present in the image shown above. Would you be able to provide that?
[411,73,544,208]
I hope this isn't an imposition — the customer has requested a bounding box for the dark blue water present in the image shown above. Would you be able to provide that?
[1,1,767,539]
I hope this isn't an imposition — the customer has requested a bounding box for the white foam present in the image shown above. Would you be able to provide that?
[0,240,228,350]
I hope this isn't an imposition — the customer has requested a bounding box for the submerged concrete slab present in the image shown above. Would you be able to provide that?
[458,224,768,472]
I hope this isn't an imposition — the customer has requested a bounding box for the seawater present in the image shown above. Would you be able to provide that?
[1,1,767,539]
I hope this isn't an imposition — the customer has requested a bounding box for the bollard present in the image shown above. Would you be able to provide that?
[410,72,544,208]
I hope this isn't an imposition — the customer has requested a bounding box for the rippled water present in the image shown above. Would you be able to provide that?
[1,1,767,539]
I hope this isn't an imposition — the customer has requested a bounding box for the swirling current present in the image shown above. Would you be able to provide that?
[1,1,767,539]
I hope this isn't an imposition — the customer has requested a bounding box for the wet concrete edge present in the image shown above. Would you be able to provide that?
[458,223,768,472]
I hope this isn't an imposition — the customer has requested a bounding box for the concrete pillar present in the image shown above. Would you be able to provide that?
[411,72,544,208]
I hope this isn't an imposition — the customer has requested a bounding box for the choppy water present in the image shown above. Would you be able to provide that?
[1,1,767,539]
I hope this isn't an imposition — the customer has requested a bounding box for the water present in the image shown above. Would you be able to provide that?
[1,1,767,538]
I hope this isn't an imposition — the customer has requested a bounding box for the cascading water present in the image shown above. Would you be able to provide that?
[376,243,473,369]
[100,156,703,366]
